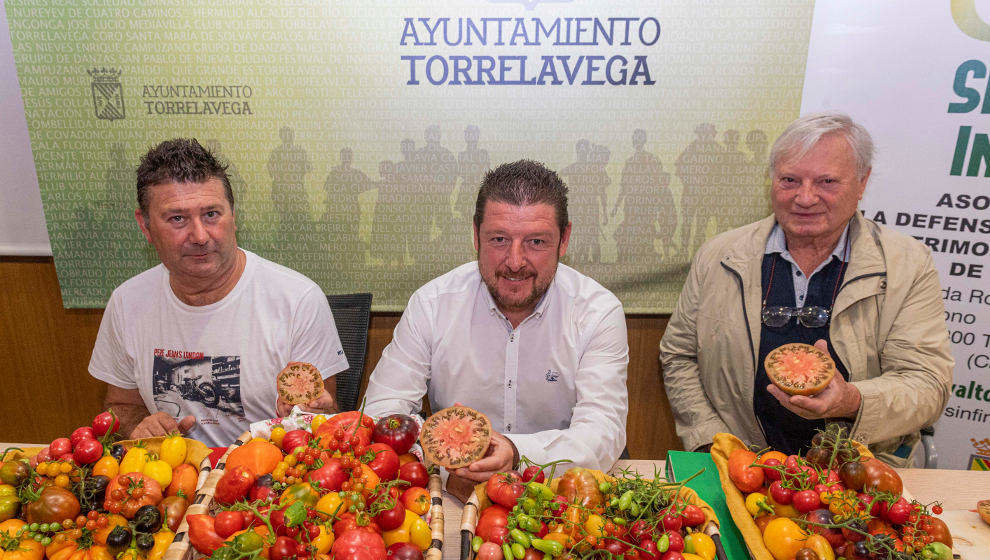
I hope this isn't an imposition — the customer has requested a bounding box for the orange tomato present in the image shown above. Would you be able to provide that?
[762,518,808,560]
[728,449,764,493]
[225,440,283,476]
[45,530,113,560]
[166,463,198,501]
[397,454,417,466]
[401,487,430,516]
[0,520,44,560]
[93,514,128,545]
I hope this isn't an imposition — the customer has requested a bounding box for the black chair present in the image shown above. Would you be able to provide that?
[326,293,373,411]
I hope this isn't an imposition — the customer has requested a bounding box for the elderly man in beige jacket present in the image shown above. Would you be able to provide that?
[659,112,953,466]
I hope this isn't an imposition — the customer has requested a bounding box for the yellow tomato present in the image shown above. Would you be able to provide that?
[147,529,175,560]
[314,492,344,519]
[583,514,605,538]
[745,493,774,518]
[409,517,431,551]
[143,459,173,488]
[310,525,334,554]
[683,533,716,560]
[119,446,149,475]
[681,555,705,560]
[160,434,188,468]
[92,456,119,479]
[383,510,419,547]
[804,534,835,560]
[311,415,328,433]
[762,518,808,560]
[270,426,287,447]
[0,484,17,497]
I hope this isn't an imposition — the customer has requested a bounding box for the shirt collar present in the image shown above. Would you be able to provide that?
[765,222,851,262]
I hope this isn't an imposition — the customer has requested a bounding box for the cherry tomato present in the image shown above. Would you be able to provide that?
[306,458,349,492]
[270,536,299,560]
[214,510,245,538]
[476,542,504,560]
[70,427,96,449]
[398,462,429,489]
[884,500,911,525]
[768,481,794,505]
[680,504,705,528]
[401,487,430,517]
[792,490,821,514]
[373,495,407,531]
[662,532,684,553]
[92,411,121,437]
[49,438,72,458]
[73,438,104,465]
[660,511,682,532]
[521,466,545,484]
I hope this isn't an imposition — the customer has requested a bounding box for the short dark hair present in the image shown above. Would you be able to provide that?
[473,160,569,235]
[136,138,233,214]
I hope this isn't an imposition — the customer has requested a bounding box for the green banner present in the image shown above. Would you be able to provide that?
[7,0,812,311]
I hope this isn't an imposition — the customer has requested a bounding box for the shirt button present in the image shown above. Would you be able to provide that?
[507,380,512,388]
[506,424,511,431]
[796,271,802,277]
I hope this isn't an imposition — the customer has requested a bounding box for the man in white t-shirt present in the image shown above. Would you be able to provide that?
[364,160,629,499]
[89,138,348,446]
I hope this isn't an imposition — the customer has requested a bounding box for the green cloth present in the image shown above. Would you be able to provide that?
[665,451,748,560]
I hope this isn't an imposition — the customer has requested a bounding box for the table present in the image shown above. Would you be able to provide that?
[439,460,990,560]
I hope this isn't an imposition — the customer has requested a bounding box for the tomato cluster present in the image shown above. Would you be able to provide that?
[188,412,433,560]
[724,425,952,560]
[474,465,715,560]
[0,411,193,560]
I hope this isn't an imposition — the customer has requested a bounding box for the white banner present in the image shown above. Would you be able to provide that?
[802,1,990,469]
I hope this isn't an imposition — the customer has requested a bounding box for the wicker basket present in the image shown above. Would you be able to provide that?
[458,469,726,560]
[165,432,446,560]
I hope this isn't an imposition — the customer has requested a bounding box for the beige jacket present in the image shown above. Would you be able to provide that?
[659,213,953,465]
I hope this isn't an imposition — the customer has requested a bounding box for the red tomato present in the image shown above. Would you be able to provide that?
[663,531,684,553]
[476,505,510,544]
[639,538,661,560]
[280,429,312,454]
[49,438,72,457]
[660,552,685,560]
[884,500,911,525]
[373,414,420,456]
[387,542,424,560]
[373,494,406,531]
[70,427,96,449]
[306,458,349,492]
[92,411,121,437]
[680,504,705,528]
[660,510,682,532]
[215,465,257,505]
[320,411,375,447]
[72,438,103,465]
[187,514,225,555]
[769,481,794,505]
[486,472,524,509]
[364,443,400,481]
[521,466,545,484]
[214,510,245,538]
[398,462,429,489]
[270,535,299,560]
[602,539,629,556]
[792,489,822,513]
[727,449,763,493]
[476,542,503,560]
[334,513,381,536]
[333,529,387,560]
[760,458,783,482]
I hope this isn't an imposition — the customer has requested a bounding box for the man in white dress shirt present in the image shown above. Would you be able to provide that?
[365,160,629,496]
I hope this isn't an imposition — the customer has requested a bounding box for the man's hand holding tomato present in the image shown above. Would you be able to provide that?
[275,377,339,417]
[767,339,861,420]
[446,431,519,502]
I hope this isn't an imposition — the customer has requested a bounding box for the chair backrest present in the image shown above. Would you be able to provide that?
[326,293,373,412]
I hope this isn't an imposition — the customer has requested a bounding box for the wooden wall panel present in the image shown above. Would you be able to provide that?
[0,258,681,459]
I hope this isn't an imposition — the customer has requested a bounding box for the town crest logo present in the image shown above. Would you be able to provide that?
[969,437,990,470]
[88,67,125,120]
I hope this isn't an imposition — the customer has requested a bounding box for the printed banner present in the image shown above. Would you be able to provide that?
[802,2,990,468]
[5,0,813,310]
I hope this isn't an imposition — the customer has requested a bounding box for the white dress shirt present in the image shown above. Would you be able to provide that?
[364,261,629,471]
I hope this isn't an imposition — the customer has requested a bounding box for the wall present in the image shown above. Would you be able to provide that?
[0,257,680,458]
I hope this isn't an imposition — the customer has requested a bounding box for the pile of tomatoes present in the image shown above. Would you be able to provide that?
[723,425,952,560]
[0,411,199,560]
[473,465,717,560]
[185,411,435,560]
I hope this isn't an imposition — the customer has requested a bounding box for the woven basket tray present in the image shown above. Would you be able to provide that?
[458,468,725,560]
[710,432,874,560]
[165,432,446,560]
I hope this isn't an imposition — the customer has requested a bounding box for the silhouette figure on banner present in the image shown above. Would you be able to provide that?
[561,139,600,264]
[371,160,398,266]
[417,125,458,242]
[268,127,313,236]
[322,147,371,258]
[614,129,675,264]
[676,123,723,257]
[456,124,490,226]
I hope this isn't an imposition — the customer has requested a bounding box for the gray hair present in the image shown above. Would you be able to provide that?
[770,112,874,179]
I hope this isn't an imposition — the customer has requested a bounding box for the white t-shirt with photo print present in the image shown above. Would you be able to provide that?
[89,249,348,447]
